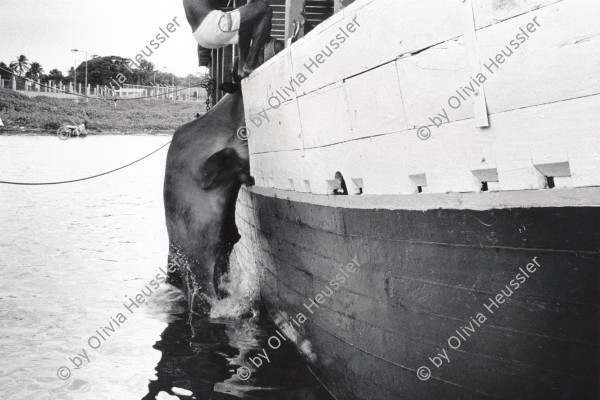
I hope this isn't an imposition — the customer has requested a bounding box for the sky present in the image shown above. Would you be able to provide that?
[0,0,201,77]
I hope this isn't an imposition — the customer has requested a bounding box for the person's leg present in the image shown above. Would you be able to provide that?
[244,3,272,76]
[183,0,213,32]
[237,0,272,77]
[237,27,252,77]
[237,0,271,31]
[264,37,284,62]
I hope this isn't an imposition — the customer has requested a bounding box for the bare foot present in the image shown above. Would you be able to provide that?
[236,67,245,80]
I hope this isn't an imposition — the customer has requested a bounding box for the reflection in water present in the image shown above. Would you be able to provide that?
[143,309,333,400]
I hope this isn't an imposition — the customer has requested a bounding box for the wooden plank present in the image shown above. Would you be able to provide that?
[243,47,294,117]
[461,0,490,127]
[396,38,474,129]
[265,272,596,398]
[476,0,600,114]
[243,49,304,155]
[249,94,600,193]
[258,230,599,337]
[288,0,463,96]
[243,0,600,193]
[246,98,304,154]
[344,62,408,140]
[297,81,352,148]
[472,0,561,29]
[487,94,600,189]
[243,190,600,399]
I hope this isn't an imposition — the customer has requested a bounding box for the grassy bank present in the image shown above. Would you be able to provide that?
[0,88,207,134]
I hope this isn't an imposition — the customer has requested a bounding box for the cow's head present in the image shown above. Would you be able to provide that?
[163,91,252,313]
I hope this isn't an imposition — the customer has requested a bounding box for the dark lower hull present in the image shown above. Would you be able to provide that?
[235,187,600,400]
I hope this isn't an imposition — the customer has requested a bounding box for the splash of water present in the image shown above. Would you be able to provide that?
[209,244,260,319]
[167,242,260,319]
[146,283,187,316]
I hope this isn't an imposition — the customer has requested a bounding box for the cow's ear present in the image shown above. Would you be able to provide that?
[219,82,241,94]
[199,148,236,189]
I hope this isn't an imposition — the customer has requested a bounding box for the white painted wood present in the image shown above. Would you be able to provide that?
[465,131,497,174]
[490,95,600,189]
[287,0,463,96]
[242,0,600,195]
[243,185,600,210]
[471,167,499,182]
[472,0,561,29]
[297,81,352,148]
[344,62,408,139]
[249,95,600,194]
[243,49,305,154]
[461,0,490,127]
[534,161,571,177]
[476,0,600,114]
[246,98,304,154]
[396,39,474,128]
[242,47,294,117]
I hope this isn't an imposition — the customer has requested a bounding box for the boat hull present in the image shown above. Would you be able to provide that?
[235,187,599,400]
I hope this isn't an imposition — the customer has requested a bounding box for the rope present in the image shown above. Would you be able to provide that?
[0,66,203,102]
[0,65,200,185]
[0,141,171,185]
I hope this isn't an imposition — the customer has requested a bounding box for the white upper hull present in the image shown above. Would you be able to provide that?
[241,0,600,197]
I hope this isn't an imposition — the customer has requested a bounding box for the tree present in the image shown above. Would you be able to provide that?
[44,68,65,84]
[0,62,12,80]
[25,62,44,80]
[179,73,203,87]
[63,67,75,84]
[74,56,134,87]
[132,59,155,85]
[152,71,172,86]
[10,55,29,76]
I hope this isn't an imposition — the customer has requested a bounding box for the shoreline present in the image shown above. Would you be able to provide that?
[0,87,202,136]
[0,127,174,136]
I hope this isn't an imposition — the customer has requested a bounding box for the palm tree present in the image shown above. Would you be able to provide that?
[25,62,44,80]
[10,55,29,76]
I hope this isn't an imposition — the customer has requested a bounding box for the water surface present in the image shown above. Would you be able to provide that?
[0,135,331,400]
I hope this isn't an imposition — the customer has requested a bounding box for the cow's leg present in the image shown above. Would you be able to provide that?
[237,0,272,78]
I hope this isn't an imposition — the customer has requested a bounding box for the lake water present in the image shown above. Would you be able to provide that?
[0,135,332,400]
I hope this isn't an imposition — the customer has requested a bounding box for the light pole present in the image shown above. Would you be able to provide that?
[153,68,164,98]
[71,49,88,101]
[160,67,174,99]
[73,59,77,92]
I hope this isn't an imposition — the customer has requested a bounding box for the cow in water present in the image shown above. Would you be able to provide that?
[163,87,252,314]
